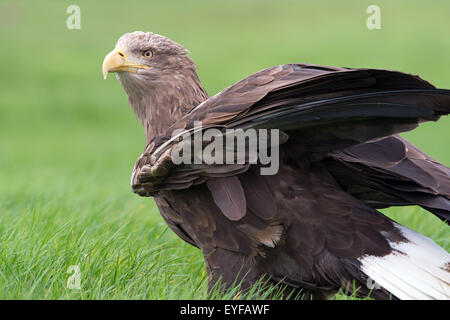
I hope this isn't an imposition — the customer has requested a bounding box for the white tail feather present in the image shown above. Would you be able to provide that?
[359,223,450,300]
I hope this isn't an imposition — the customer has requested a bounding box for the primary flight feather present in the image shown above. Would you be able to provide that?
[102,31,450,299]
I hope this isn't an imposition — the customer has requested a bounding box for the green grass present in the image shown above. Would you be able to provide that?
[0,0,449,299]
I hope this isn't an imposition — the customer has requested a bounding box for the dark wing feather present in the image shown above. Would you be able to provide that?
[325,135,450,223]
[238,167,278,220]
[206,176,246,221]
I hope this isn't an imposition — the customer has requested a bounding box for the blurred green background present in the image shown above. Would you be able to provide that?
[0,0,449,299]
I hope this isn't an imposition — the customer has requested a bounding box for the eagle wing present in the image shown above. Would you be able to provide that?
[131,63,450,222]
[326,135,450,222]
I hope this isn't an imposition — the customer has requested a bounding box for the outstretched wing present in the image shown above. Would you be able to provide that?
[132,64,450,200]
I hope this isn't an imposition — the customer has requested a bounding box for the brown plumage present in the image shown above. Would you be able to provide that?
[103,31,450,299]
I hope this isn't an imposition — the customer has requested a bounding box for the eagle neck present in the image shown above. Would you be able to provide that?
[120,70,208,144]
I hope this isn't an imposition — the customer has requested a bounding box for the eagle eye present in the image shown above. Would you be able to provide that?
[141,50,153,59]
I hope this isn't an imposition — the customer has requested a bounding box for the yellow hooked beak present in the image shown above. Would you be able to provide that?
[102,48,149,79]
